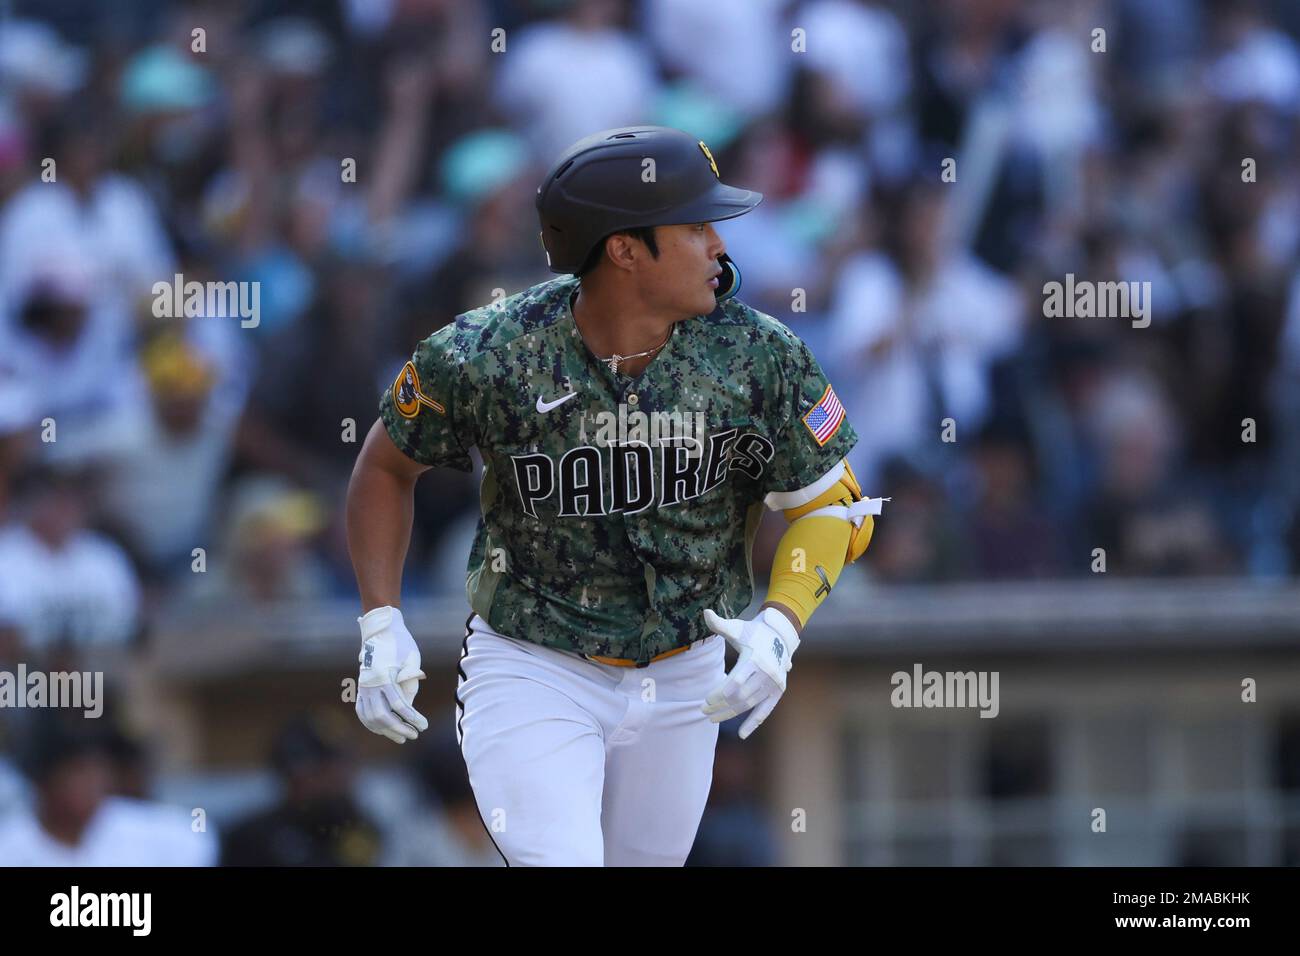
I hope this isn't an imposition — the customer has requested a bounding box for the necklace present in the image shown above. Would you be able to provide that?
[597,328,673,375]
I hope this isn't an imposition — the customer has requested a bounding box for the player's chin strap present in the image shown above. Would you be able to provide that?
[715,253,742,302]
[799,497,890,527]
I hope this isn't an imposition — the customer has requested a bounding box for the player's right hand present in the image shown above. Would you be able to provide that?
[355,606,429,744]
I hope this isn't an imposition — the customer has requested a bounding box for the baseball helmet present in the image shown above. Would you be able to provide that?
[535,126,762,300]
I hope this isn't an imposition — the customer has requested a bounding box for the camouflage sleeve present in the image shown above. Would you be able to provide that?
[761,332,858,498]
[378,324,475,471]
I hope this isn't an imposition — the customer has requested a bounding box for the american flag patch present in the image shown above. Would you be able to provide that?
[802,384,846,446]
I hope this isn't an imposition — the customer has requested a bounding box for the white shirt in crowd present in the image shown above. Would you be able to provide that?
[495,21,657,161]
[0,796,217,866]
[0,176,176,461]
[0,524,141,650]
[0,177,174,326]
[798,0,912,118]
[57,318,252,569]
[828,251,1024,487]
[644,0,791,119]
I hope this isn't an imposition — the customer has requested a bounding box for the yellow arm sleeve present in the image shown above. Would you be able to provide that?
[764,514,852,628]
[763,462,876,627]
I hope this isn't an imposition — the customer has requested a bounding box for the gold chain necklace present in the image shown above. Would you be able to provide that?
[597,328,673,375]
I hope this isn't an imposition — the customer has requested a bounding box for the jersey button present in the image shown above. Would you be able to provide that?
[627,393,639,406]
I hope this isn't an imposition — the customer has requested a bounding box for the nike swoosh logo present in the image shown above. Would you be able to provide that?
[536,391,579,413]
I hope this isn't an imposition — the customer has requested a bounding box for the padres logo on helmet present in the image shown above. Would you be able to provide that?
[392,362,445,419]
[697,140,720,179]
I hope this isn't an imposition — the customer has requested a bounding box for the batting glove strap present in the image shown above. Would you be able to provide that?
[357,606,424,686]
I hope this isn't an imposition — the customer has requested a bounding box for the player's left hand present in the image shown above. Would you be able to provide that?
[700,606,801,740]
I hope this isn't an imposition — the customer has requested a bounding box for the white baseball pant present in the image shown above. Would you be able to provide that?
[454,613,724,866]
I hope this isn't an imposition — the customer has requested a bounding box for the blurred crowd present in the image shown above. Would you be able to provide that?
[0,0,1298,864]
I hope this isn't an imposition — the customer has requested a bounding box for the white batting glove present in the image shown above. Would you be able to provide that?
[700,606,800,740]
[355,606,429,744]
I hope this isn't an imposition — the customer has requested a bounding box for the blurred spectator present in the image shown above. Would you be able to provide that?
[1080,369,1231,575]
[867,457,969,583]
[238,258,388,488]
[0,102,174,361]
[85,325,250,581]
[0,19,87,126]
[495,0,657,160]
[1203,0,1300,112]
[1112,0,1204,97]
[0,256,131,464]
[796,0,912,125]
[221,716,382,866]
[0,463,142,650]
[645,0,790,120]
[189,476,331,603]
[0,714,216,866]
[962,420,1064,579]
[416,127,544,320]
[829,178,1025,490]
[709,119,841,323]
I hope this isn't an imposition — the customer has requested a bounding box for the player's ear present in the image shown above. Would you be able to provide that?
[604,233,640,272]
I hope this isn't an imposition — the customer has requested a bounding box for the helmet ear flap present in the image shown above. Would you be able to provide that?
[715,253,742,302]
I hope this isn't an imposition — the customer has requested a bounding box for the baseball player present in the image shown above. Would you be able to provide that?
[347,126,884,866]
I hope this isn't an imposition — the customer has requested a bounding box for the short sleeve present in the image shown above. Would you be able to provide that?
[379,325,475,471]
[761,333,858,498]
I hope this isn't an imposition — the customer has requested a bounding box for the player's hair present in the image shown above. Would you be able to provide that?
[577,225,659,278]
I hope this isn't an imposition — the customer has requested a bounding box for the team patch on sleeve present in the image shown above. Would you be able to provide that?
[801,384,846,446]
[392,361,445,419]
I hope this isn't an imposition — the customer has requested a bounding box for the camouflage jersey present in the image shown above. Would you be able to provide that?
[380,274,857,663]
